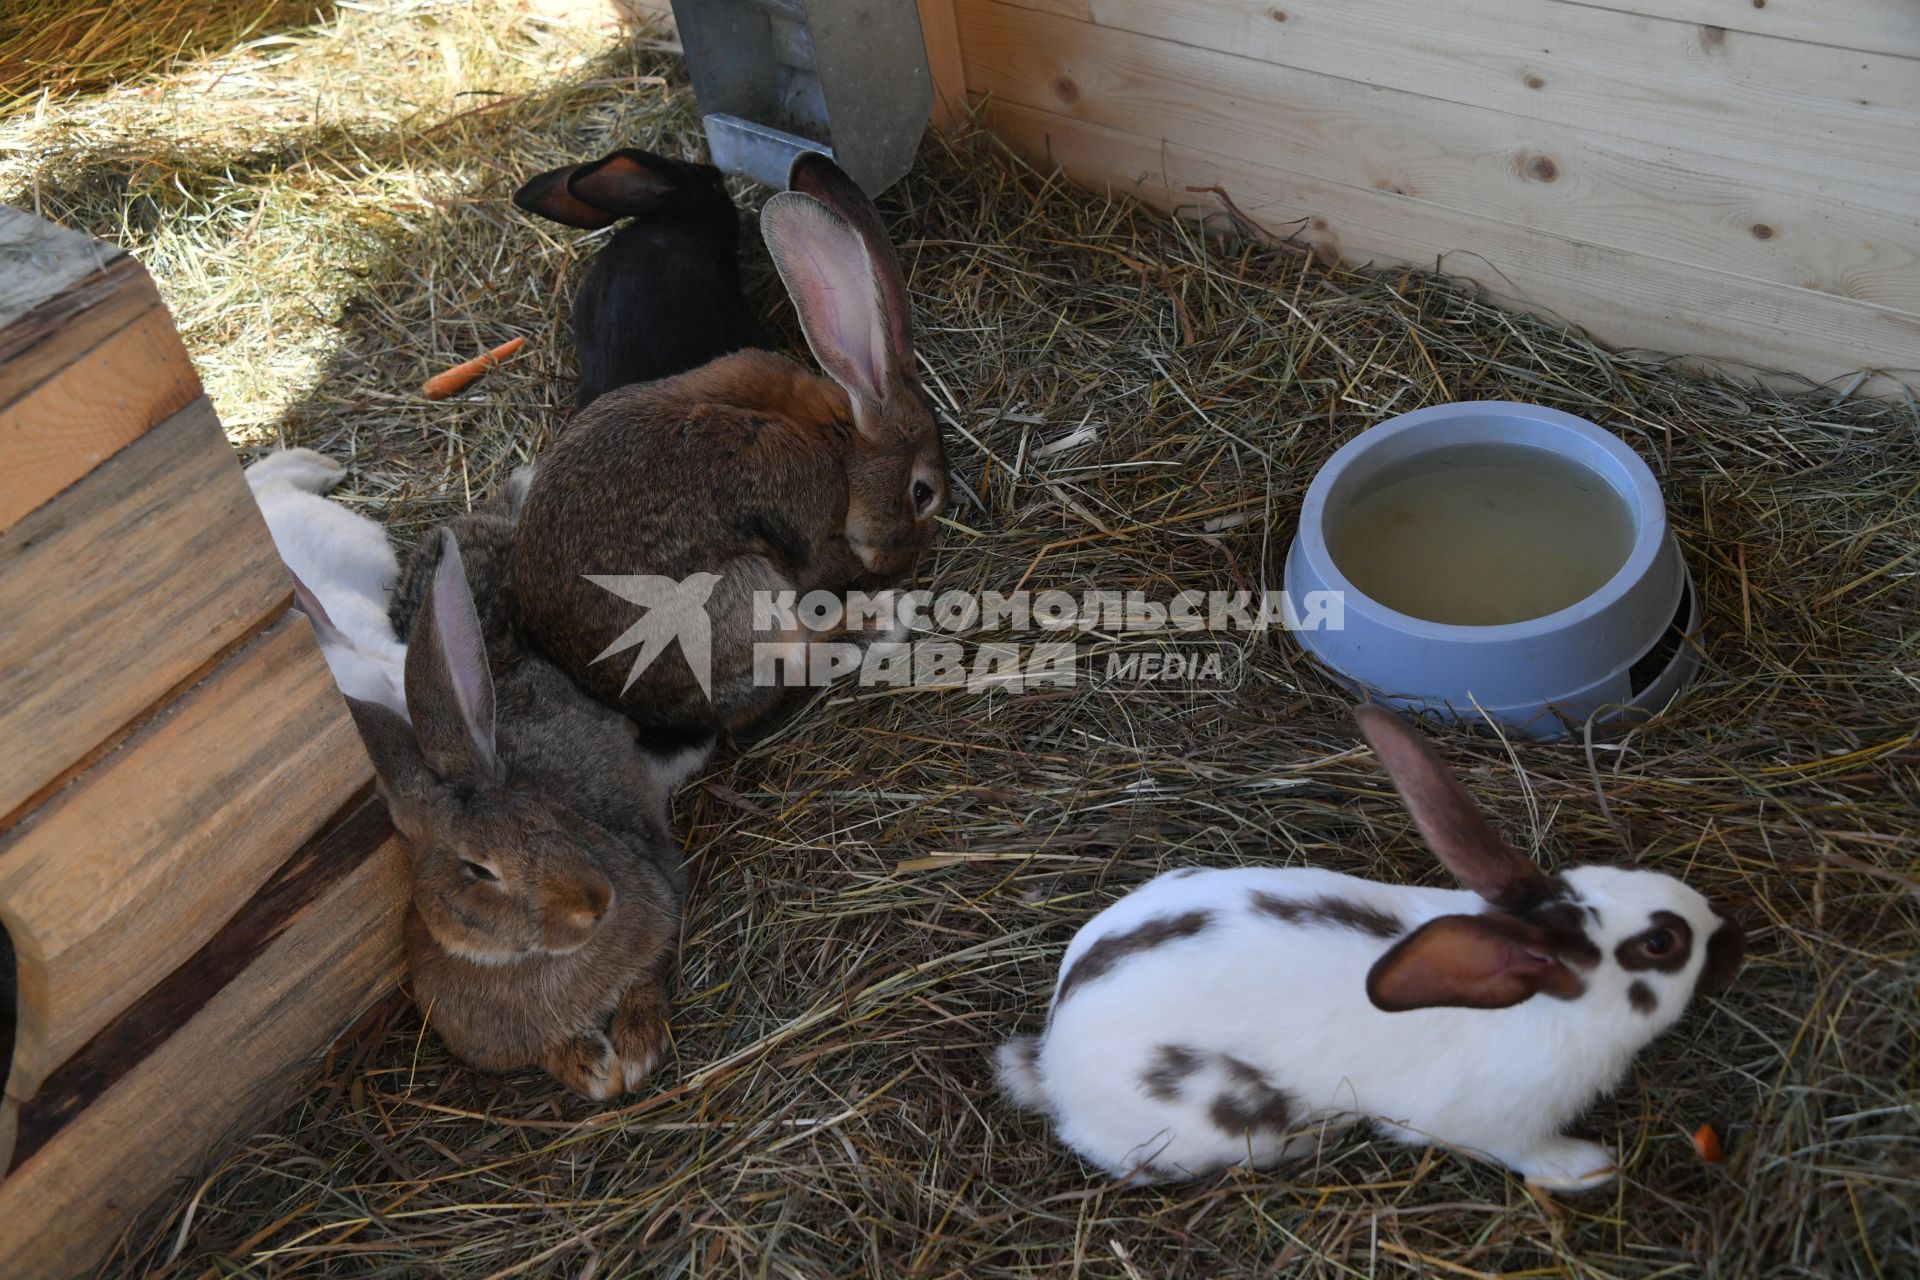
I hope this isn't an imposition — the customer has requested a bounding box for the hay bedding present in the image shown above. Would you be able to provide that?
[3,2,1917,1276]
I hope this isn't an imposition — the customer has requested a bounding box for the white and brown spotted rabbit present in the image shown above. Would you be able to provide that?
[350,530,702,1098]
[513,153,946,737]
[999,704,1745,1191]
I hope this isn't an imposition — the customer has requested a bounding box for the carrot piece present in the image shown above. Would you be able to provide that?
[1693,1123,1723,1163]
[423,336,528,400]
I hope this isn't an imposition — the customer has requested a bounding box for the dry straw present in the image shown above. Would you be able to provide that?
[2,2,1915,1276]
[0,0,327,119]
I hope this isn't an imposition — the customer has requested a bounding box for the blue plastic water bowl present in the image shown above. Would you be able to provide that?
[1283,401,1701,740]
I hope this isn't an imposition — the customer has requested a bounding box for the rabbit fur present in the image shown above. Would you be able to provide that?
[245,448,407,717]
[350,531,703,1098]
[514,153,947,737]
[998,705,1745,1192]
[514,146,766,409]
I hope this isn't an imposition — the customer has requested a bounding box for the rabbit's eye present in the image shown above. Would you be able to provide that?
[463,860,500,882]
[912,479,936,512]
[1616,912,1694,972]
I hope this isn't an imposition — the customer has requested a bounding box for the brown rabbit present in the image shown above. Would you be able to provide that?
[514,153,947,735]
[349,530,694,1099]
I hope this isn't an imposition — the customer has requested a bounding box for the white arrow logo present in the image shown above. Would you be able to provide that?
[584,573,723,698]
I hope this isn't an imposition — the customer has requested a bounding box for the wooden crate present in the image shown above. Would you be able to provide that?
[919,0,1920,393]
[0,208,407,1280]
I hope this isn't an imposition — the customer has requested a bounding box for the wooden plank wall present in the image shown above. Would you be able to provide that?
[926,0,1920,393]
[0,208,406,1280]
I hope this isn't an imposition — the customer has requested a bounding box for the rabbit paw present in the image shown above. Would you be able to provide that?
[544,1030,623,1101]
[611,994,671,1090]
[1513,1137,1618,1193]
[248,447,347,493]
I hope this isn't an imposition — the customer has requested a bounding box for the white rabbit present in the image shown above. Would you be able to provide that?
[245,448,408,718]
[998,705,1745,1192]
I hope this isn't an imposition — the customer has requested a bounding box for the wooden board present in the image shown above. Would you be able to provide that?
[955,1,1920,315]
[1574,0,1920,59]
[0,396,291,824]
[0,255,161,412]
[0,209,198,529]
[0,300,201,532]
[0,799,408,1280]
[981,99,1920,394]
[972,0,1920,197]
[0,209,122,333]
[0,203,402,1280]
[0,612,375,1105]
[919,0,969,129]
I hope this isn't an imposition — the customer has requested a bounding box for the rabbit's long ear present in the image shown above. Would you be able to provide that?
[285,565,346,647]
[405,531,500,781]
[1354,703,1557,910]
[347,695,431,800]
[762,189,891,410]
[513,162,617,230]
[567,149,681,217]
[1367,913,1585,1011]
[491,465,536,518]
[1698,916,1746,995]
[786,153,914,375]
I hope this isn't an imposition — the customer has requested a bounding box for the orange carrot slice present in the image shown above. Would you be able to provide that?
[1693,1123,1723,1163]
[424,336,528,400]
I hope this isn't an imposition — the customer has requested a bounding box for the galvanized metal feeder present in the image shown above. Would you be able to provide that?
[670,0,932,194]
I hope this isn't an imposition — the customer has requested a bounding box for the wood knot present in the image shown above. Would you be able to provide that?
[1529,155,1559,182]
[1700,24,1728,49]
[1053,76,1080,105]
[1267,6,1288,20]
[1751,0,1766,7]
[1751,223,1775,240]
[1524,74,1546,90]
[1311,217,1329,232]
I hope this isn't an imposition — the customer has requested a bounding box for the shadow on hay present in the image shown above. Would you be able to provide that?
[16,26,781,540]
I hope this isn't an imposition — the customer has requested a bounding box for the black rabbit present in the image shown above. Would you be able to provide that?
[514,148,766,409]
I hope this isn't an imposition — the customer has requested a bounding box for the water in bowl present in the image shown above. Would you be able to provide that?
[1328,443,1636,626]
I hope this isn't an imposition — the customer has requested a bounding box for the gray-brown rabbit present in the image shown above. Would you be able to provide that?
[513,153,948,736]
[349,529,694,1098]
[388,466,533,644]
